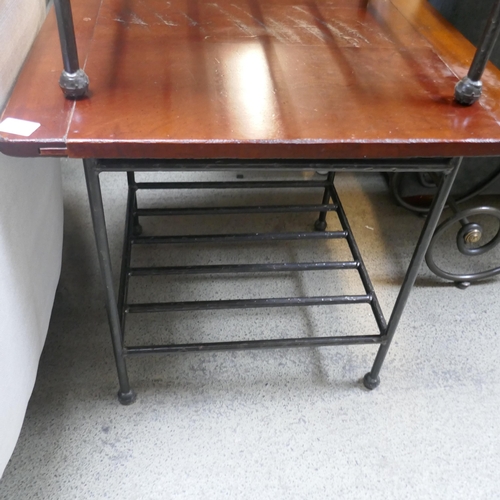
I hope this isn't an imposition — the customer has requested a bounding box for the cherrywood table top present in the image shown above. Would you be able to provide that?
[3,0,500,159]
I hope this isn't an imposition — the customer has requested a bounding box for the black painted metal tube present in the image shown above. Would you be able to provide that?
[329,185,388,335]
[316,172,334,226]
[126,295,372,313]
[53,0,80,73]
[124,335,384,356]
[134,204,338,217]
[366,157,463,385]
[467,0,500,81]
[117,174,137,337]
[135,180,329,190]
[132,231,347,245]
[83,159,134,403]
[96,158,452,173]
[129,261,359,276]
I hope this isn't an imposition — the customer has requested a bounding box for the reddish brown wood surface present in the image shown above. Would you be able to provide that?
[0,0,102,157]
[3,0,500,159]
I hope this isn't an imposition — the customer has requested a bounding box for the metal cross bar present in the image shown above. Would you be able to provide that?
[128,261,359,276]
[134,204,338,216]
[126,295,373,314]
[131,231,348,245]
[96,158,453,173]
[124,335,385,356]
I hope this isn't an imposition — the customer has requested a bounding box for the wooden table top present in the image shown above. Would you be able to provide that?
[3,0,500,159]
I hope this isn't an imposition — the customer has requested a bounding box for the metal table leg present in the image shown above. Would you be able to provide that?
[83,159,136,404]
[363,157,462,389]
[455,0,500,105]
[53,0,89,98]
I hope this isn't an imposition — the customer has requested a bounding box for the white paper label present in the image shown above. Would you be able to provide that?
[0,117,41,137]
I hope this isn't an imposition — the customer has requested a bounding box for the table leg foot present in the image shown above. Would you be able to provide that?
[454,77,482,106]
[455,281,471,290]
[363,372,380,390]
[59,69,89,99]
[314,219,327,231]
[118,389,137,405]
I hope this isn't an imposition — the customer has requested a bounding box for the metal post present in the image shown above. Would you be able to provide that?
[117,174,137,337]
[363,157,462,389]
[314,172,334,231]
[455,0,500,105]
[83,159,136,404]
[53,0,89,98]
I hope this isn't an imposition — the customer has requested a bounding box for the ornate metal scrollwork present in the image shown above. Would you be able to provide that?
[390,167,500,288]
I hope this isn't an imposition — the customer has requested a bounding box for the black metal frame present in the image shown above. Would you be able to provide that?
[426,205,500,287]
[83,158,461,403]
[390,171,500,288]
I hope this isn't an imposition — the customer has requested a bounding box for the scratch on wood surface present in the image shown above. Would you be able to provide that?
[356,20,391,43]
[136,0,177,26]
[230,3,298,43]
[333,19,370,45]
[292,6,369,46]
[230,3,266,27]
[130,13,148,26]
[114,13,148,26]
[266,18,302,43]
[287,17,326,42]
[208,4,257,36]
[155,13,178,26]
[179,11,199,26]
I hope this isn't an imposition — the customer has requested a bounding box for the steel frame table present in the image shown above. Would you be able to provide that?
[2,0,500,403]
[83,157,460,404]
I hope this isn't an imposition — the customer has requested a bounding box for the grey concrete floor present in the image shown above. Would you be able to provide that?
[1,162,499,499]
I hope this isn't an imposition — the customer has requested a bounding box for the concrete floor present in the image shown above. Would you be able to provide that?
[1,163,499,499]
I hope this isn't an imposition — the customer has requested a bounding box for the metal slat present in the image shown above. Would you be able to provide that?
[126,295,372,313]
[135,204,338,216]
[134,180,329,190]
[124,335,385,355]
[132,231,347,245]
[96,158,453,173]
[129,261,359,276]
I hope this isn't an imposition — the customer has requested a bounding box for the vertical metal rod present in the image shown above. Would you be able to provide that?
[117,174,137,339]
[128,172,142,234]
[314,172,335,231]
[53,0,79,73]
[364,157,463,389]
[467,0,500,81]
[429,173,469,226]
[83,159,136,404]
[53,0,89,98]
[133,196,141,233]
[455,0,500,105]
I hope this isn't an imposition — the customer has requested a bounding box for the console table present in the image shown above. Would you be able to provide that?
[2,0,500,403]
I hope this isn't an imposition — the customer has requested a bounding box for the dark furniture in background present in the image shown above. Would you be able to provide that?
[431,0,500,66]
[390,0,500,287]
